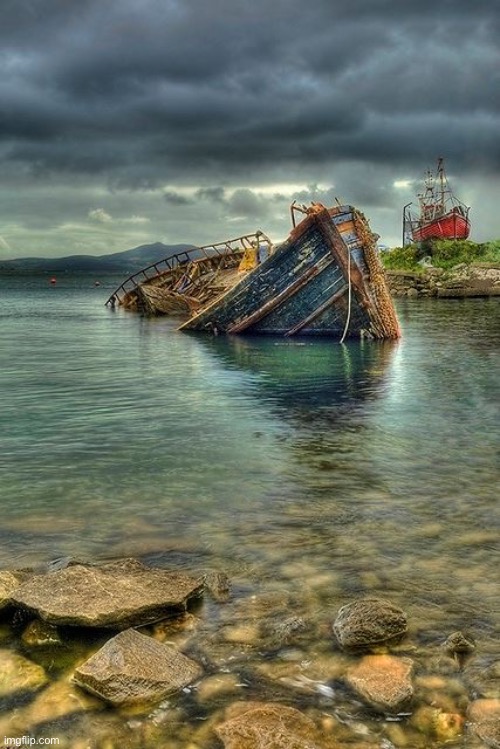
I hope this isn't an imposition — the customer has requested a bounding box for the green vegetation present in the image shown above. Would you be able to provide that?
[381,239,500,272]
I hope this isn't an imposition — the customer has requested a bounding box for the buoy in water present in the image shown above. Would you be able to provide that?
[50,277,57,285]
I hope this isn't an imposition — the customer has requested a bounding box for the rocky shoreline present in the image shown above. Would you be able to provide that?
[386,263,500,298]
[0,557,499,748]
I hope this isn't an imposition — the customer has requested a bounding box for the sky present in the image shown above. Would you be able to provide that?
[1,0,499,259]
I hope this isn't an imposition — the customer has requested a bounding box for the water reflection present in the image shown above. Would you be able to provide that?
[179,334,403,575]
[190,334,398,420]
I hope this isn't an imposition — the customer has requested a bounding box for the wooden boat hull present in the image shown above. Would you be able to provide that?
[107,202,400,341]
[412,211,471,242]
[180,204,400,340]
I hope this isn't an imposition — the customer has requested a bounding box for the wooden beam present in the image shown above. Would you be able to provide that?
[313,206,373,312]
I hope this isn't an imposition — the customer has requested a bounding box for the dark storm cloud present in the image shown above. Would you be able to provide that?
[1,0,500,254]
[2,0,499,181]
[164,186,274,221]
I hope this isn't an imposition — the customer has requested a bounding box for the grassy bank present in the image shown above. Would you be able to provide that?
[381,239,500,272]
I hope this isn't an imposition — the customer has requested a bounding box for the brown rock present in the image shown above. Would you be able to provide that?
[345,654,414,711]
[333,597,407,651]
[201,569,231,602]
[73,628,203,706]
[443,630,476,656]
[6,675,103,735]
[215,702,335,749]
[467,699,500,748]
[434,711,464,742]
[0,649,48,697]
[11,558,203,629]
[0,570,31,610]
[21,619,62,648]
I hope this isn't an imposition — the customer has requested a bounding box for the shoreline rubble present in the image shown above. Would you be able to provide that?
[386,263,500,298]
[0,557,497,748]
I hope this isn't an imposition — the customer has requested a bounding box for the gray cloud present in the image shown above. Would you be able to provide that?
[1,0,499,256]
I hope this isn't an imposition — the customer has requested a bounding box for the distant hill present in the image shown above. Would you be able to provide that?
[0,242,194,274]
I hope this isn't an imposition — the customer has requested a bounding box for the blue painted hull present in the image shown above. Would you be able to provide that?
[180,204,400,340]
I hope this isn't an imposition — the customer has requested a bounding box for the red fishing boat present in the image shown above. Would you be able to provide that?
[403,158,471,244]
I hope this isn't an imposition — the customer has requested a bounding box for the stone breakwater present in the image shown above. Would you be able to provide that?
[387,263,500,298]
[0,559,499,749]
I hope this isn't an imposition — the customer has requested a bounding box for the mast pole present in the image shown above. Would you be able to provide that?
[438,157,445,211]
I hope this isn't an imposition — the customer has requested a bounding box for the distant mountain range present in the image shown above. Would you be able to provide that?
[0,242,194,274]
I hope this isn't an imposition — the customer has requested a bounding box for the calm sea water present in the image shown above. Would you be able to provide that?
[1,274,499,581]
[0,273,499,744]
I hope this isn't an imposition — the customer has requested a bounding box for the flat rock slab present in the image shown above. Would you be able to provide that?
[333,597,408,651]
[215,702,336,749]
[346,654,414,711]
[11,558,203,629]
[73,628,203,706]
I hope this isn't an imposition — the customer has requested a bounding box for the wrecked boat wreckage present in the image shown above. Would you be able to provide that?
[106,203,400,340]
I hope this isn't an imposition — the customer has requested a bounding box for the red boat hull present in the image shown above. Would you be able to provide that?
[412,211,470,242]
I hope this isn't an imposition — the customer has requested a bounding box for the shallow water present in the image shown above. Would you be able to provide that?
[0,274,498,747]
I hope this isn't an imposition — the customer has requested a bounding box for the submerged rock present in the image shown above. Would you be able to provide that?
[215,702,336,749]
[264,615,309,647]
[333,597,408,651]
[434,711,464,743]
[201,569,231,602]
[4,675,103,735]
[73,628,203,706]
[11,558,203,629]
[467,699,500,748]
[21,619,62,648]
[196,673,242,703]
[443,631,476,659]
[345,654,414,712]
[0,649,48,698]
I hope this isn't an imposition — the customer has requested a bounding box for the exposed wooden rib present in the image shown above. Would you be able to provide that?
[313,206,373,312]
[285,285,349,336]
[226,255,335,334]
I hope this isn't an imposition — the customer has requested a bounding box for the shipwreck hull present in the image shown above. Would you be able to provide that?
[107,203,400,341]
[180,204,400,340]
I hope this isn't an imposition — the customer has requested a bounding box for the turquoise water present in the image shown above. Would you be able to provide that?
[1,277,499,583]
[0,274,499,745]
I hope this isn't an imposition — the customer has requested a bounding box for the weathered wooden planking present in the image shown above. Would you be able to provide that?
[180,205,373,337]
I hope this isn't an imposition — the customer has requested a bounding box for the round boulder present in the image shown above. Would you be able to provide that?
[333,597,407,651]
